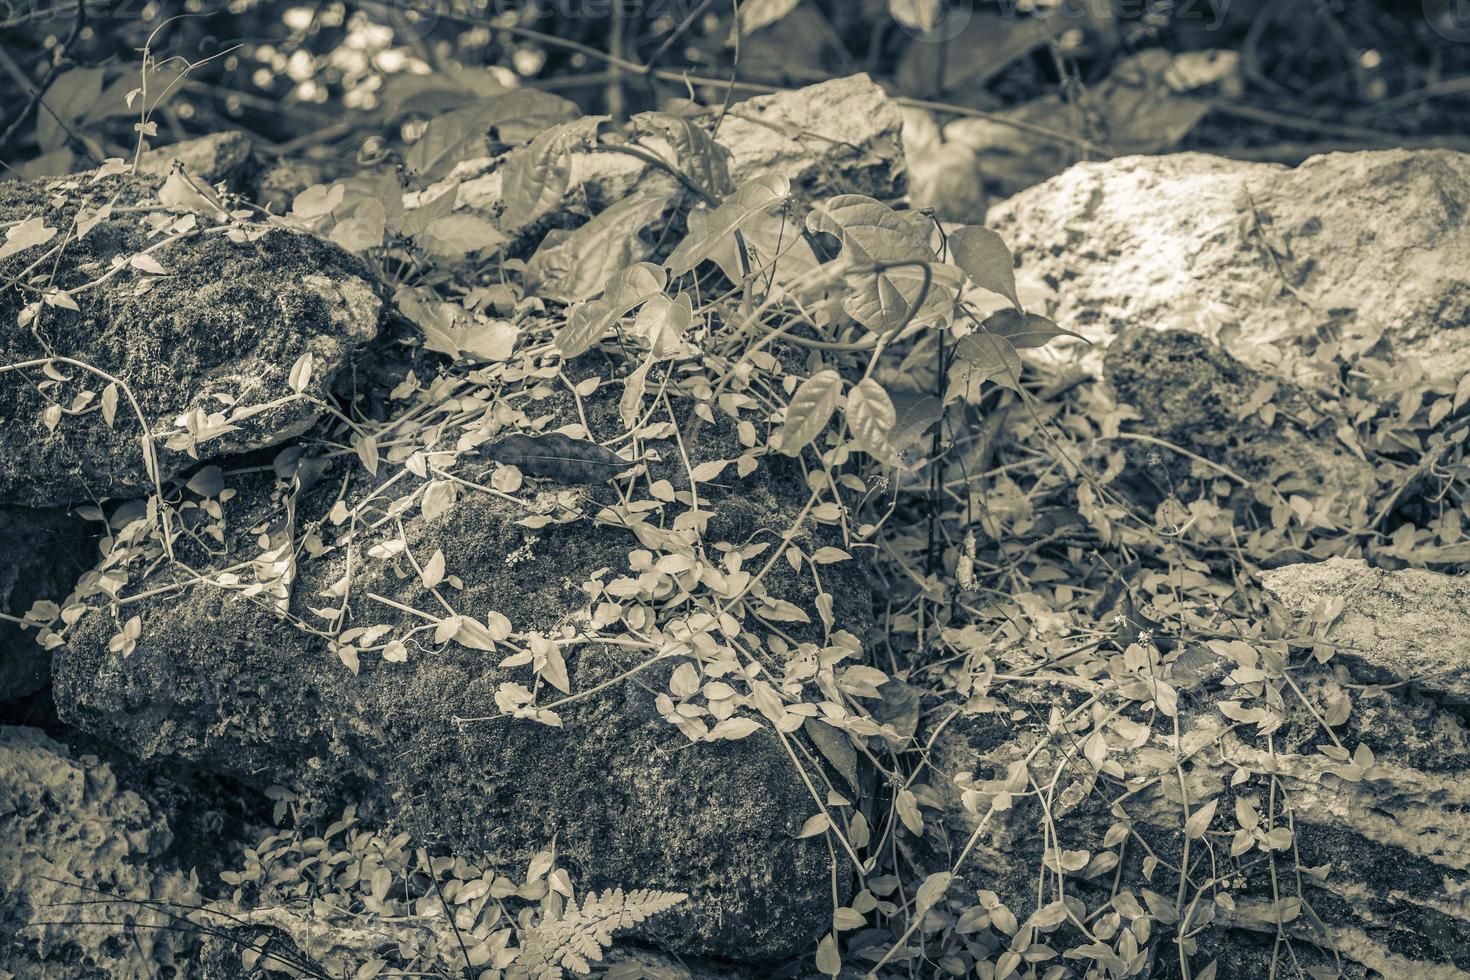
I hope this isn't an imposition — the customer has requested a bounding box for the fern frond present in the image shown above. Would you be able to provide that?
[508,886,688,979]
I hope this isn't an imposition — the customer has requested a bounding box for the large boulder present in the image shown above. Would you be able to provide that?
[0,172,386,506]
[988,149,1470,384]
[918,558,1470,978]
[0,725,202,979]
[52,357,872,961]
[0,508,94,701]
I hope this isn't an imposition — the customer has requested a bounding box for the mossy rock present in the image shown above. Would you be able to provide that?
[54,365,872,960]
[0,173,386,506]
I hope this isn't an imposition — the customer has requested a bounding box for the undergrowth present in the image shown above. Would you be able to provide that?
[4,56,1468,980]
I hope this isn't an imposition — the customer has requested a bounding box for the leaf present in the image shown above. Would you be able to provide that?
[395,287,519,362]
[481,432,634,483]
[665,173,791,275]
[288,353,313,394]
[952,331,1021,392]
[630,111,734,198]
[708,717,762,740]
[804,718,860,792]
[980,308,1087,349]
[404,89,578,180]
[330,198,387,252]
[421,549,446,589]
[129,253,168,275]
[889,0,946,32]
[949,225,1020,309]
[498,117,604,229]
[620,356,651,430]
[291,183,345,219]
[556,262,668,359]
[845,377,897,463]
[528,181,679,302]
[807,194,957,333]
[735,0,803,36]
[37,67,104,151]
[416,212,507,257]
[421,479,456,521]
[796,813,830,838]
[100,382,118,428]
[1185,798,1218,839]
[915,872,952,914]
[630,291,694,358]
[814,933,841,977]
[777,370,842,456]
[0,217,57,262]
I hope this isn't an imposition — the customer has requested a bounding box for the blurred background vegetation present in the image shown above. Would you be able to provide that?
[3,1,1470,200]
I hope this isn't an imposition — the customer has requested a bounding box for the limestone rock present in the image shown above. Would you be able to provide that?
[1261,556,1470,707]
[52,364,869,961]
[0,173,386,506]
[0,725,201,979]
[921,559,1470,978]
[0,508,94,701]
[988,149,1470,383]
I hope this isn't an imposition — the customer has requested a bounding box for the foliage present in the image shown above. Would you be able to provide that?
[7,43,1470,980]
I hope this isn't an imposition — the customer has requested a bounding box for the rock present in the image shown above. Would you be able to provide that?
[1261,556,1470,707]
[919,559,1470,978]
[419,73,906,242]
[135,131,254,185]
[0,725,202,979]
[53,359,871,961]
[0,173,386,506]
[1104,329,1376,528]
[0,508,94,701]
[988,149,1470,383]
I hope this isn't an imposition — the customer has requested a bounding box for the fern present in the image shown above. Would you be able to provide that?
[509,887,688,979]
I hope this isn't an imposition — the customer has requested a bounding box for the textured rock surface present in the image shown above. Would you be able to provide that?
[921,558,1470,979]
[989,149,1470,383]
[0,173,386,506]
[135,131,254,185]
[53,368,868,961]
[1104,329,1376,525]
[0,725,201,979]
[422,73,906,238]
[1261,556,1470,706]
[0,508,94,701]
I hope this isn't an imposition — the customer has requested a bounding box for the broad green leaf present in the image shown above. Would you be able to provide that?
[291,183,345,220]
[914,871,952,914]
[949,224,1020,309]
[395,287,519,362]
[498,116,603,229]
[37,68,103,151]
[416,212,507,257]
[776,370,842,456]
[0,217,57,262]
[807,194,957,334]
[689,203,820,294]
[981,308,1087,349]
[631,110,734,198]
[665,173,791,276]
[632,291,694,356]
[845,377,897,464]
[527,181,679,301]
[952,330,1021,392]
[405,89,577,181]
[1185,797,1218,839]
[735,0,802,35]
[556,262,667,360]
